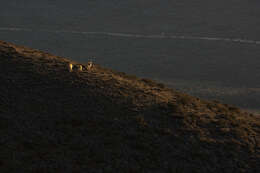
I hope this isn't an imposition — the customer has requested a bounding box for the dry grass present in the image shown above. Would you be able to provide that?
[0,40,259,173]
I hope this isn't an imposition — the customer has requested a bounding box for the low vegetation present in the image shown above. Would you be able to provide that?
[0,40,259,172]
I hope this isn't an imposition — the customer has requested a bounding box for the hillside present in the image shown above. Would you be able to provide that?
[0,40,259,172]
[2,0,260,112]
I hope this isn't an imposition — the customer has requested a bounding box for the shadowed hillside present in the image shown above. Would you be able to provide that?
[0,40,259,172]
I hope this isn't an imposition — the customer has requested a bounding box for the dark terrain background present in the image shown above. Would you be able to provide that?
[1,0,260,112]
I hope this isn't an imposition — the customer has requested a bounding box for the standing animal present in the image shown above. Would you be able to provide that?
[87,61,93,70]
[69,63,73,72]
[78,65,83,71]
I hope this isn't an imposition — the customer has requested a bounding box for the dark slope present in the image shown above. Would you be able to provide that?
[0,41,259,172]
